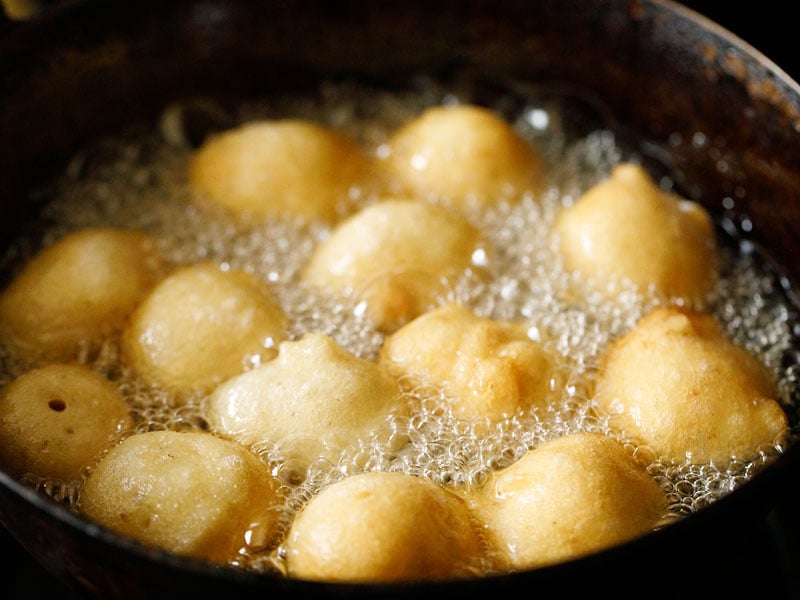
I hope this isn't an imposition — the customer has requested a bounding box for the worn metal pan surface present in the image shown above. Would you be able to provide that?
[1,0,800,596]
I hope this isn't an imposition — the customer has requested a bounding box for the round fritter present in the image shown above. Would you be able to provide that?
[471,432,667,570]
[381,104,544,207]
[593,306,788,463]
[206,332,406,468]
[0,227,164,364]
[301,198,488,333]
[554,163,718,304]
[284,470,487,582]
[80,430,282,564]
[0,363,132,481]
[121,261,288,397]
[378,302,559,420]
[188,119,373,223]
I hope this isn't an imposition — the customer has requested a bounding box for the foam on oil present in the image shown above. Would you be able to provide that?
[1,75,798,574]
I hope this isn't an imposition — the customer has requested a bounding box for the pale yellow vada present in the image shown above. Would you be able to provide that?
[284,470,487,582]
[121,261,288,397]
[206,332,406,468]
[188,119,373,223]
[378,302,559,420]
[0,227,164,364]
[381,104,544,207]
[554,163,718,304]
[472,432,667,570]
[80,430,282,564]
[0,363,132,481]
[593,306,788,463]
[301,198,487,333]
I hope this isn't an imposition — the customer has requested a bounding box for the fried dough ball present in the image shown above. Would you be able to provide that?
[472,432,667,570]
[80,430,282,564]
[284,471,487,582]
[121,261,288,397]
[0,228,164,364]
[593,306,788,464]
[301,198,487,333]
[188,119,373,223]
[0,363,132,481]
[378,302,559,421]
[553,163,718,304]
[207,332,405,469]
[381,104,544,207]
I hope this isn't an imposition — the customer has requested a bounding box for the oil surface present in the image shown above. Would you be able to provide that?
[1,74,798,575]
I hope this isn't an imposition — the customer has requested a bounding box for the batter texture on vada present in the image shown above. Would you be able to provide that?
[206,332,406,468]
[284,470,488,582]
[301,198,488,333]
[472,432,667,570]
[80,430,282,564]
[0,227,164,364]
[381,104,544,207]
[121,261,288,397]
[188,119,373,223]
[0,363,132,481]
[378,302,559,421]
[593,306,788,464]
[554,163,718,304]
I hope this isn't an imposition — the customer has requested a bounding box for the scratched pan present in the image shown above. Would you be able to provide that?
[1,1,800,597]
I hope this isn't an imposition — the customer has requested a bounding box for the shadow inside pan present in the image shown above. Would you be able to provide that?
[2,1,800,597]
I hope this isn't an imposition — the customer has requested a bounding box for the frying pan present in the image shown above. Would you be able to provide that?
[1,0,800,596]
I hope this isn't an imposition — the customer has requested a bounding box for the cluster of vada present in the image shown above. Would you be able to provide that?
[0,101,791,583]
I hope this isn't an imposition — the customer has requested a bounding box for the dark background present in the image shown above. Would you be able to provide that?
[2,1,799,598]
[681,2,800,78]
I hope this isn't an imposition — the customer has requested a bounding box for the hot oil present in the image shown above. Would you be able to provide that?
[1,75,798,574]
